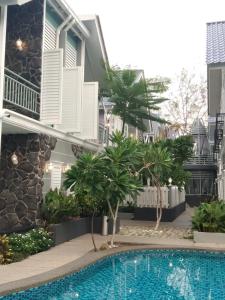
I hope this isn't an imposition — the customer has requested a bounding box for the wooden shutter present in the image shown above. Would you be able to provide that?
[51,163,62,190]
[40,49,63,125]
[57,67,83,132]
[44,20,56,50]
[82,82,99,139]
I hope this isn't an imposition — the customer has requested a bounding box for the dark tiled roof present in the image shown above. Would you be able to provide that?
[207,21,225,64]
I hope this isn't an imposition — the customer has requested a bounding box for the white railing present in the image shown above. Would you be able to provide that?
[4,68,40,114]
[185,155,215,166]
[126,186,185,208]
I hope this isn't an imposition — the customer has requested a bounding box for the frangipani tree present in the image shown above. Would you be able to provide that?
[139,144,172,230]
[64,153,106,251]
[103,132,143,246]
[64,133,142,249]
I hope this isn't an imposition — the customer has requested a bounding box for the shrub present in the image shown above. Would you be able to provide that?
[192,201,225,233]
[0,235,13,264]
[42,189,80,224]
[9,228,54,257]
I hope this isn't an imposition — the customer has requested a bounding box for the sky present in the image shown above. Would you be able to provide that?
[67,0,225,81]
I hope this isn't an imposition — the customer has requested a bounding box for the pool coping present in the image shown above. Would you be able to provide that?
[1,243,225,297]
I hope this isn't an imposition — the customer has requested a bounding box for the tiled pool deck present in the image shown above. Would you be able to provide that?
[1,232,225,297]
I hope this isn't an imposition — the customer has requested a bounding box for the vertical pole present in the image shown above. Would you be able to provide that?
[0,5,8,155]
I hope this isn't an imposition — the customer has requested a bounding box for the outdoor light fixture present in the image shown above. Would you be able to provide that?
[62,164,70,173]
[16,38,23,51]
[168,177,173,186]
[45,162,53,173]
[11,152,18,166]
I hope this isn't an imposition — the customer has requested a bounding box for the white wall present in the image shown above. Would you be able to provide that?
[42,139,76,197]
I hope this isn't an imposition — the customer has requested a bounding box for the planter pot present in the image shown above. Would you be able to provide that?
[49,217,90,245]
[49,216,121,246]
[194,231,225,244]
[92,217,120,235]
[134,202,185,222]
[118,212,134,220]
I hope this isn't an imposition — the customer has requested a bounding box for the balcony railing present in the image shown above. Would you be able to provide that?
[4,68,40,115]
[185,155,215,166]
[98,123,108,145]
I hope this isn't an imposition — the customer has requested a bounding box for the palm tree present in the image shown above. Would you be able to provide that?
[105,67,170,135]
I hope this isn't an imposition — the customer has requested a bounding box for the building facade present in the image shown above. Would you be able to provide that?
[206,21,225,200]
[0,0,108,233]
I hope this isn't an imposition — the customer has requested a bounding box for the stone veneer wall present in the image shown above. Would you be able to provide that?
[5,0,44,87]
[0,134,57,233]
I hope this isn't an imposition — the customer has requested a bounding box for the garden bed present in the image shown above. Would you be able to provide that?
[134,202,185,222]
[193,231,225,244]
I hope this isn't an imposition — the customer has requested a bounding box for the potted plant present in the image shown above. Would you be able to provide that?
[192,201,225,244]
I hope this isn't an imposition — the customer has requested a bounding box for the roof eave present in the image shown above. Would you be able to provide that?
[0,0,32,6]
[53,0,90,39]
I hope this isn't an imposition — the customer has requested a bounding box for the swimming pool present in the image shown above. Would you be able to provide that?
[1,249,225,300]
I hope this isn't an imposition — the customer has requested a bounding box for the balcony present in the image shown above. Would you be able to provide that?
[214,113,225,155]
[3,68,40,116]
[185,155,215,166]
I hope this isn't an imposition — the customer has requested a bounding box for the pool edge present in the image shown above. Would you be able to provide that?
[1,243,225,297]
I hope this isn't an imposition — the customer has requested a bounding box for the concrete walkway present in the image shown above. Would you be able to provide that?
[1,232,225,296]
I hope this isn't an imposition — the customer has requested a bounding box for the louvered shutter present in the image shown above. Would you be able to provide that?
[82,82,99,139]
[40,49,63,125]
[57,67,83,132]
[44,20,56,50]
[65,41,77,68]
[51,163,62,190]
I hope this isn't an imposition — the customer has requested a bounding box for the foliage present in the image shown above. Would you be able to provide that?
[76,194,108,217]
[64,153,108,251]
[164,68,207,134]
[64,133,143,247]
[154,135,193,189]
[104,66,170,134]
[0,235,13,264]
[42,189,80,224]
[192,201,225,233]
[9,228,54,258]
[156,135,193,164]
[140,143,172,184]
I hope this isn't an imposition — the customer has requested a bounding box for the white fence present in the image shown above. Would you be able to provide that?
[126,186,185,208]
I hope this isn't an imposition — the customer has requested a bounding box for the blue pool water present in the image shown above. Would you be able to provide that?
[1,249,225,300]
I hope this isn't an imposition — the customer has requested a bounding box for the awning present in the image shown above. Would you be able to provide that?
[1,109,100,152]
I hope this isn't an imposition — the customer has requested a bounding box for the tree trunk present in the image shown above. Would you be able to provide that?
[155,184,163,231]
[122,119,125,135]
[107,199,119,247]
[91,210,98,252]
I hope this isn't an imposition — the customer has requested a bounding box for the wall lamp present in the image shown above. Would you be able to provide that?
[11,152,19,166]
[16,38,25,51]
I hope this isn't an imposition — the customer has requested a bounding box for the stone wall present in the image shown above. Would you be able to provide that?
[5,0,44,87]
[0,134,57,233]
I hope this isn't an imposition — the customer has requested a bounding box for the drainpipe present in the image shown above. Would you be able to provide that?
[0,5,7,156]
[64,19,75,32]
[56,15,71,48]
